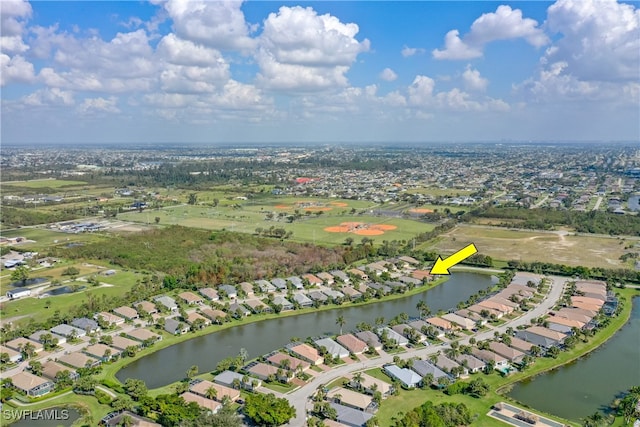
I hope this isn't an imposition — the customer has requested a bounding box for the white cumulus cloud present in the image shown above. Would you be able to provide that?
[256,5,370,91]
[162,0,256,52]
[379,68,398,82]
[462,66,488,91]
[401,45,425,57]
[433,5,548,60]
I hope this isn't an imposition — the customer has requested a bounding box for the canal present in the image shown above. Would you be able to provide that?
[118,272,496,388]
[509,297,640,421]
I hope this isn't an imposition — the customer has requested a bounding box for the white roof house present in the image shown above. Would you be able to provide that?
[383,364,422,388]
[314,338,349,359]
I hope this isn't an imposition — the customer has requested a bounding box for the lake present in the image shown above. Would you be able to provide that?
[118,272,496,388]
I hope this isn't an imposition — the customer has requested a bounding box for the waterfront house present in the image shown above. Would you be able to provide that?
[354,331,383,351]
[454,309,486,326]
[435,354,466,375]
[507,337,534,354]
[546,316,585,334]
[383,364,421,389]
[425,317,455,333]
[244,299,271,314]
[0,345,21,363]
[516,326,567,349]
[84,343,120,361]
[214,370,261,390]
[554,309,593,324]
[246,361,291,382]
[51,324,86,338]
[185,312,211,327]
[315,337,350,359]
[71,317,100,334]
[229,302,250,317]
[164,318,189,335]
[471,349,508,369]
[455,354,486,373]
[200,308,227,323]
[322,289,345,302]
[341,286,362,300]
[328,387,374,412]
[488,341,525,364]
[398,276,422,287]
[442,313,476,330]
[378,327,409,347]
[58,351,100,369]
[367,283,391,295]
[110,335,141,352]
[391,324,427,343]
[411,270,432,281]
[289,343,324,365]
[266,352,310,371]
[337,334,368,355]
[41,360,79,382]
[272,295,293,311]
[178,291,203,306]
[10,371,53,397]
[407,319,430,334]
[154,295,178,312]
[309,291,328,302]
[199,287,219,302]
[190,379,240,402]
[126,328,161,343]
[293,293,313,307]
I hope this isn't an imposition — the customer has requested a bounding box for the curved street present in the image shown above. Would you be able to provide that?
[286,274,568,426]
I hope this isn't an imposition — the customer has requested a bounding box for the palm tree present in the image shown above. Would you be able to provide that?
[416,301,431,319]
[205,386,218,401]
[336,314,346,335]
[353,372,363,390]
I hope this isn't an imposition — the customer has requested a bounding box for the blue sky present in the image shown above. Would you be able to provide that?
[1,0,638,144]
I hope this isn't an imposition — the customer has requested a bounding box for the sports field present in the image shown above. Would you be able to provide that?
[423,224,638,269]
[117,198,435,245]
[2,178,88,188]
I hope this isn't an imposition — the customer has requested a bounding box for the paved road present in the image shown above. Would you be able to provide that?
[285,274,567,426]
[592,196,603,211]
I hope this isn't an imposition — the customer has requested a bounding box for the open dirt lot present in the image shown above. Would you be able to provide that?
[424,224,638,269]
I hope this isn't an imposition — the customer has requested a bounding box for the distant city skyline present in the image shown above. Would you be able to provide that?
[1,0,639,144]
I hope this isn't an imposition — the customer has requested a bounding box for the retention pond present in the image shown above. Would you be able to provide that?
[118,272,496,388]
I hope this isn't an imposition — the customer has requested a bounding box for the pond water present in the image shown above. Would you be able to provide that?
[8,406,81,427]
[8,277,48,288]
[509,297,640,421]
[118,272,497,388]
[42,286,86,296]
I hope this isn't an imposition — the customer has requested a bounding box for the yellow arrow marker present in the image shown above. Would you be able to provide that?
[430,243,478,275]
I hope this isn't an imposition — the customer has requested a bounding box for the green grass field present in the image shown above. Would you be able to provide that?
[117,198,435,245]
[1,268,145,325]
[2,179,88,189]
[1,227,109,251]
